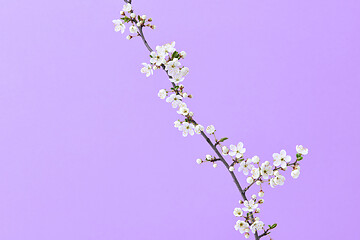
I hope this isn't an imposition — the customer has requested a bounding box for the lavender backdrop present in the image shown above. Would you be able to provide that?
[0,0,359,239]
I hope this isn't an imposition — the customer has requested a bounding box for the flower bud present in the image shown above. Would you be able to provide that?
[291,169,300,179]
[120,11,125,15]
[258,199,264,204]
[255,208,261,213]
[136,22,142,27]
[252,155,260,164]
[148,18,153,22]
[245,233,250,239]
[196,158,202,165]
[255,217,260,221]
[246,177,254,184]
[222,146,229,155]
[213,163,217,168]
[141,15,147,20]
[264,161,270,166]
[150,25,156,30]
[183,93,188,98]
[126,35,132,40]
[251,194,257,200]
[189,111,194,117]
[239,200,244,204]
[206,154,212,161]
[130,13,136,18]
[229,166,235,172]
[256,180,262,186]
[180,51,187,58]
[258,190,264,197]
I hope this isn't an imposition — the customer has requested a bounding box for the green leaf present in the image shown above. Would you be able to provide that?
[218,137,228,143]
[171,51,180,59]
[270,223,277,229]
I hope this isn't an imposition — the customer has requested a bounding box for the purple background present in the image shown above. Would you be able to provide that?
[1,0,359,239]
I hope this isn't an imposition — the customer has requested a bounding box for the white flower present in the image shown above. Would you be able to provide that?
[296,145,309,155]
[270,171,286,188]
[158,89,167,99]
[129,25,137,34]
[291,169,300,179]
[178,106,190,116]
[251,167,260,179]
[130,13,136,18]
[155,45,166,56]
[164,41,176,54]
[180,67,189,77]
[194,124,204,134]
[170,74,184,84]
[112,19,125,33]
[234,220,249,234]
[242,199,258,212]
[206,154,212,160]
[196,158,202,164]
[229,142,246,159]
[252,156,260,164]
[165,58,181,77]
[174,120,181,128]
[233,208,243,217]
[123,3,132,12]
[140,63,153,77]
[166,94,182,108]
[150,51,166,66]
[222,146,229,155]
[238,159,254,175]
[206,125,215,134]
[273,150,291,168]
[141,15,147,20]
[260,163,273,179]
[229,166,235,171]
[179,122,195,137]
[250,221,264,234]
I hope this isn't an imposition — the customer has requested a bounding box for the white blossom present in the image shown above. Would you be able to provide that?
[196,158,202,164]
[270,170,286,188]
[122,3,132,12]
[150,51,166,66]
[206,154,212,161]
[178,105,190,116]
[260,162,273,179]
[130,13,136,18]
[166,94,182,108]
[165,58,181,77]
[158,89,167,99]
[296,145,309,155]
[179,122,195,137]
[250,221,264,234]
[229,142,246,159]
[238,159,254,175]
[170,74,184,84]
[164,41,176,54]
[129,25,137,34]
[291,169,300,179]
[206,125,215,134]
[242,199,258,212]
[233,208,243,217]
[140,63,153,77]
[180,67,189,77]
[174,120,181,128]
[194,124,204,134]
[251,167,260,179]
[273,150,291,168]
[112,19,125,33]
[234,220,249,234]
[252,155,260,164]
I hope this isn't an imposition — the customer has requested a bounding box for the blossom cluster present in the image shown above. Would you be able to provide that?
[112,3,155,40]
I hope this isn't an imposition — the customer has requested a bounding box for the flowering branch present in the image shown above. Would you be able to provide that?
[112,2,309,239]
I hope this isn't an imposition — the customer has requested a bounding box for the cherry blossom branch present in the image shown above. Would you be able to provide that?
[113,2,309,240]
